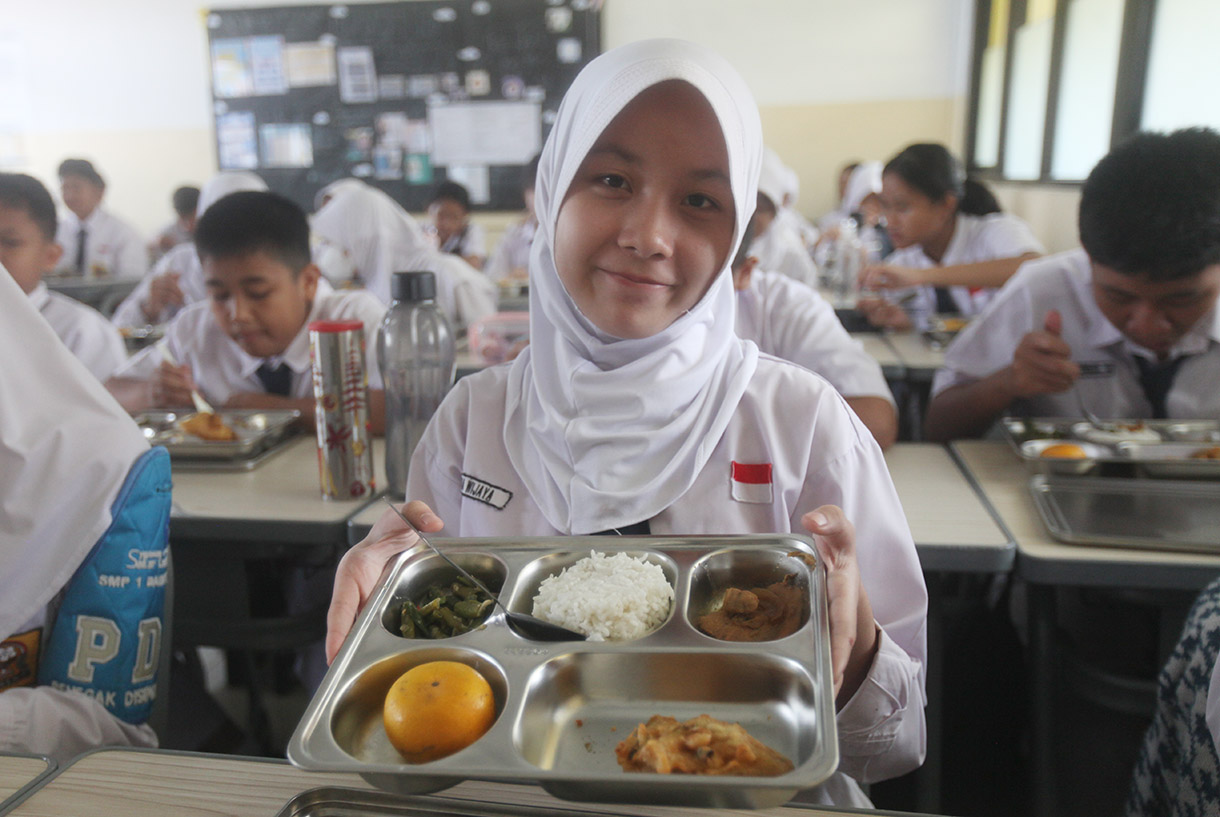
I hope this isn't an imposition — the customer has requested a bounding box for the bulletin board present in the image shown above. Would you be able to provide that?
[205,0,601,212]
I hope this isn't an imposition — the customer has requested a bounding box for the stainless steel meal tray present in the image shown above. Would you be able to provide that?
[1029,474,1220,553]
[132,409,300,460]
[288,536,837,809]
[1002,417,1220,477]
[1116,441,1220,479]
[274,786,629,817]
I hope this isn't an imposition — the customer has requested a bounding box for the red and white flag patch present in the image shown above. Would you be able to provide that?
[730,461,773,504]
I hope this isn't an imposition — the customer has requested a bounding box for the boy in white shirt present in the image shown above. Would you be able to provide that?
[108,191,388,433]
[483,157,538,287]
[148,184,199,262]
[53,159,147,280]
[427,181,486,270]
[732,222,898,449]
[0,173,127,381]
[925,128,1220,441]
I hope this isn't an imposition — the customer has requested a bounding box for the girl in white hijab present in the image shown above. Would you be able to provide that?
[111,171,269,328]
[0,268,160,760]
[326,39,926,807]
[310,185,496,329]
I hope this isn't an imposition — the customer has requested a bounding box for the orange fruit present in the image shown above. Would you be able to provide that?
[1040,443,1088,459]
[383,660,496,763]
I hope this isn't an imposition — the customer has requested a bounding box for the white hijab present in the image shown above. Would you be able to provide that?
[0,268,148,640]
[503,38,762,535]
[197,171,268,218]
[842,160,883,215]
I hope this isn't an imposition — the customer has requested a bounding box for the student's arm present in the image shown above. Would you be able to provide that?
[845,396,898,450]
[862,252,1041,292]
[0,685,157,762]
[224,388,386,436]
[923,310,1080,442]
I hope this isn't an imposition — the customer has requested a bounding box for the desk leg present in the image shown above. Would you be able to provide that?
[915,572,943,813]
[1029,583,1057,817]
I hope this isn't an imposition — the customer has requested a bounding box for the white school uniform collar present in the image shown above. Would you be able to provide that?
[228,279,336,380]
[502,39,762,535]
[27,281,50,310]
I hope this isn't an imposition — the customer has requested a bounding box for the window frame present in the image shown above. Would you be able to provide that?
[965,0,1159,185]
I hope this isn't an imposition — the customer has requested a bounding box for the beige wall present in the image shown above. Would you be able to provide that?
[992,183,1081,254]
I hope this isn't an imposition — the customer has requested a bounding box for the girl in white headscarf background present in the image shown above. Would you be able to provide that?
[111,171,270,328]
[325,39,926,807]
[0,268,161,760]
[310,184,497,330]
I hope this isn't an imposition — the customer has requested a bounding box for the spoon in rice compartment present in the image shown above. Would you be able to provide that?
[380,497,586,642]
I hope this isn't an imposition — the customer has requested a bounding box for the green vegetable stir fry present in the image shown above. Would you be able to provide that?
[399,576,496,638]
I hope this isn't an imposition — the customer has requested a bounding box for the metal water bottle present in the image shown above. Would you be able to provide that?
[309,320,376,499]
[379,271,456,499]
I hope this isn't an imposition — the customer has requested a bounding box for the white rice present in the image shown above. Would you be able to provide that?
[531,551,673,641]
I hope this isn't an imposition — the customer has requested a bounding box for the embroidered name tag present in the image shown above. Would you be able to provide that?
[1077,361,1117,378]
[461,473,513,509]
[730,461,773,504]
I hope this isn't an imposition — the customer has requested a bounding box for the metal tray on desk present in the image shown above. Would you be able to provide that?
[133,409,301,463]
[1029,474,1220,553]
[289,536,837,809]
[275,786,625,817]
[1002,417,1220,478]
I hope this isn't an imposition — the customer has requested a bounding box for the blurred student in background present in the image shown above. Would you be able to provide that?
[427,180,486,270]
[818,160,862,232]
[484,156,539,287]
[858,143,1043,331]
[53,159,147,280]
[747,150,818,287]
[0,173,126,380]
[148,184,200,263]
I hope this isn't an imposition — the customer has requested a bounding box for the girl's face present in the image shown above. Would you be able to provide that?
[879,172,956,250]
[553,80,735,339]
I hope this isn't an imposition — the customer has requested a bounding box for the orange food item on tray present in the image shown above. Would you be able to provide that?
[178,412,237,441]
[1040,443,1088,459]
[383,661,495,763]
[615,714,794,777]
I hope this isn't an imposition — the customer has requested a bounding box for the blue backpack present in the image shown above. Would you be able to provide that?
[37,446,172,725]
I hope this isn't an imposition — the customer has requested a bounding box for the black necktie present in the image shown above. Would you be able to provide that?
[255,362,293,396]
[1132,355,1189,419]
[933,286,959,314]
[75,227,88,275]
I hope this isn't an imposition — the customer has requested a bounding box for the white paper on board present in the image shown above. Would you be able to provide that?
[217,111,259,169]
[338,46,378,103]
[211,38,254,98]
[260,123,314,168]
[285,42,337,87]
[445,164,491,205]
[428,100,541,166]
[248,35,288,95]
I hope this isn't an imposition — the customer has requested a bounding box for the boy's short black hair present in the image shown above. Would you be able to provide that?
[431,180,471,211]
[57,158,105,189]
[1080,127,1220,281]
[172,185,201,218]
[193,190,311,272]
[0,173,58,240]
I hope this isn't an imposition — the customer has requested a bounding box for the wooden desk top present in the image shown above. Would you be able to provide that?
[6,749,897,817]
[0,755,52,810]
[850,332,904,375]
[952,440,1220,588]
[879,332,944,375]
[171,437,386,541]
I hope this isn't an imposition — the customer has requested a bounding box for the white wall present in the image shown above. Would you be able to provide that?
[1,0,975,235]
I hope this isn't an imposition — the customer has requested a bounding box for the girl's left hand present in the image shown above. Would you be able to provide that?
[802,505,880,708]
[861,263,923,291]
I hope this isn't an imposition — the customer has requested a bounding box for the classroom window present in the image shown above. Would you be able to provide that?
[967,0,1218,183]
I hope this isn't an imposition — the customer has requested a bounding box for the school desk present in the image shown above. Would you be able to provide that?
[0,754,53,813]
[43,276,139,318]
[851,332,905,380]
[3,747,933,817]
[951,440,1220,817]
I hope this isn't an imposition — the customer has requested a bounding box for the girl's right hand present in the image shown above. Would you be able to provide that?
[150,360,197,407]
[325,500,445,664]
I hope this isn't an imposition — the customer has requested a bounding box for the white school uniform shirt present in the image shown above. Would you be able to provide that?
[439,221,487,264]
[748,219,818,288]
[483,216,536,284]
[115,283,387,404]
[110,243,205,328]
[888,212,1045,321]
[28,282,127,381]
[931,249,1220,418]
[736,269,894,404]
[54,207,148,280]
[407,358,926,802]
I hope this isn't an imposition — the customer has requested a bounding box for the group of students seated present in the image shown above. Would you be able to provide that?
[3,35,1219,811]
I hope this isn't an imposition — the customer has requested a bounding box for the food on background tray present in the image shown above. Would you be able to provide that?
[696,574,804,642]
[178,411,238,441]
[615,714,794,777]
[383,661,495,763]
[531,551,673,641]
[1075,421,1161,444]
[1040,443,1089,459]
[1190,446,1220,460]
[398,576,496,639]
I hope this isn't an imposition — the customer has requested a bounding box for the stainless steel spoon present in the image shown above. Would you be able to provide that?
[380,497,586,642]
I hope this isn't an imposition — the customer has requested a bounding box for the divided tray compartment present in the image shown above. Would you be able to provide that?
[132,408,301,463]
[289,536,837,809]
[1001,417,1220,479]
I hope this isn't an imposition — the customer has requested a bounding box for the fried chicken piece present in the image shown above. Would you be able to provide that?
[179,412,238,441]
[615,714,794,777]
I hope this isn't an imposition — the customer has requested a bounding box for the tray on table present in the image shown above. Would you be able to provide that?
[289,536,837,809]
[1002,416,1220,478]
[132,408,301,470]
